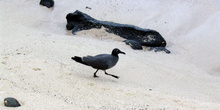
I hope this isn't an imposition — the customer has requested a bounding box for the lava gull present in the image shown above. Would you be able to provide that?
[71,48,125,79]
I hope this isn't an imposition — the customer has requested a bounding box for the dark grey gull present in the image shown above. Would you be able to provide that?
[71,48,125,79]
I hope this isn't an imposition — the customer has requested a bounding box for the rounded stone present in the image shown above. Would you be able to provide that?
[4,97,21,107]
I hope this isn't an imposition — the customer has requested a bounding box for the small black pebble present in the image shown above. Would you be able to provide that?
[40,0,54,8]
[85,6,92,10]
[4,97,21,107]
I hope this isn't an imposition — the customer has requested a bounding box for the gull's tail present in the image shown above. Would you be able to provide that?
[71,56,89,66]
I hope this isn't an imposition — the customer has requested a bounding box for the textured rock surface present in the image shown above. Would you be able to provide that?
[66,10,170,53]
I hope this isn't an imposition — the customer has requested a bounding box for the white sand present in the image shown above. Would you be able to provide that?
[1,0,220,109]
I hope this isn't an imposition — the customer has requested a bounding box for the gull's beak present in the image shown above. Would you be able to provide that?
[119,50,126,55]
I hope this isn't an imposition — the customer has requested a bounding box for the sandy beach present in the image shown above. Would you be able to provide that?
[1,0,220,109]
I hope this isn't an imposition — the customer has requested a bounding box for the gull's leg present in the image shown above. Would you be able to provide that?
[104,71,119,79]
[93,69,99,78]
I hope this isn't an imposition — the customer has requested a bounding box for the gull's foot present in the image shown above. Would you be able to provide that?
[93,75,99,78]
[113,75,119,79]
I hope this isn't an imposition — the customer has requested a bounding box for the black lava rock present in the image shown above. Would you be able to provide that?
[4,97,21,107]
[124,40,143,50]
[149,47,171,54]
[66,10,170,53]
[40,0,54,8]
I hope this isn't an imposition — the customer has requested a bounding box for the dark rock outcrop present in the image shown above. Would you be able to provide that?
[66,10,170,53]
[40,0,54,8]
[4,97,21,107]
[124,40,143,50]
